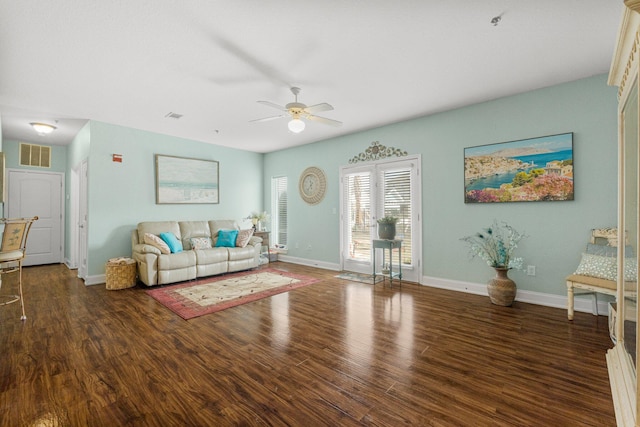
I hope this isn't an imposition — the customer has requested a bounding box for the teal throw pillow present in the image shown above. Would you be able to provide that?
[216,229,238,247]
[159,232,183,253]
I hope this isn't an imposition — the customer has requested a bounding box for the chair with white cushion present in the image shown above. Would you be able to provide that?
[0,216,38,320]
[566,228,635,320]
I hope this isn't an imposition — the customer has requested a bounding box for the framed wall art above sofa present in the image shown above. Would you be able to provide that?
[155,154,219,204]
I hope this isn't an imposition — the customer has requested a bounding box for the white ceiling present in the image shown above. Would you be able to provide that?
[0,1,623,153]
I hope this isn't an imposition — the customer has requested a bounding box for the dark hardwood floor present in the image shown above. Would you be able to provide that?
[0,263,615,426]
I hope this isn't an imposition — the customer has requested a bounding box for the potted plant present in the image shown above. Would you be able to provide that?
[246,211,270,231]
[460,220,526,306]
[377,216,399,240]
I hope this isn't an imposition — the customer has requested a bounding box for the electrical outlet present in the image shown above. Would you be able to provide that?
[527,265,536,276]
[295,242,299,249]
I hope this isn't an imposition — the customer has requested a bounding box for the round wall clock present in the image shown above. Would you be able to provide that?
[299,166,327,205]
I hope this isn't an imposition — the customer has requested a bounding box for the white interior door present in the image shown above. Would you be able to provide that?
[7,169,64,266]
[340,156,422,283]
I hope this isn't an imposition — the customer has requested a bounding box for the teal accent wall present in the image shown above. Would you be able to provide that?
[264,74,618,295]
[83,121,263,275]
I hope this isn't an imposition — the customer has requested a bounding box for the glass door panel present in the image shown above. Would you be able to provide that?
[622,80,639,369]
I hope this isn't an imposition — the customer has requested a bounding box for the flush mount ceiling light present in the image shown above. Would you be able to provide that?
[30,122,57,135]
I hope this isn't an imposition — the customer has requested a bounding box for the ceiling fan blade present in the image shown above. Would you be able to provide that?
[250,115,287,123]
[306,115,343,127]
[257,100,287,111]
[304,103,334,114]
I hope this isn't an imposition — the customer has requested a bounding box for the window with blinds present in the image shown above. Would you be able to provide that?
[20,143,51,168]
[379,167,412,265]
[345,171,372,262]
[271,176,288,246]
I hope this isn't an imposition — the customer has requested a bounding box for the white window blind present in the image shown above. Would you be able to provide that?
[378,167,412,265]
[345,171,372,262]
[271,176,288,246]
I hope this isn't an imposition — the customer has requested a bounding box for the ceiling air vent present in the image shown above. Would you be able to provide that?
[164,112,183,119]
[20,143,51,168]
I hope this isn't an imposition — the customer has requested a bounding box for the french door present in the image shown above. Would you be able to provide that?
[339,155,422,283]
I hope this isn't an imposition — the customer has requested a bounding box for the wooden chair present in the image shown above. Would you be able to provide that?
[0,216,38,320]
[566,228,632,320]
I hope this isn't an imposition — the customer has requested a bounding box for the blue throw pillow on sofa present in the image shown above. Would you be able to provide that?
[215,229,238,247]
[159,232,183,253]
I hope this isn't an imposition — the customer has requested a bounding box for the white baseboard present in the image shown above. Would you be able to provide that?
[423,275,610,316]
[84,274,105,286]
[272,262,607,316]
[276,255,340,271]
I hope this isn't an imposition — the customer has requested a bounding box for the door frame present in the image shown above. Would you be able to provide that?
[77,159,88,280]
[339,155,422,283]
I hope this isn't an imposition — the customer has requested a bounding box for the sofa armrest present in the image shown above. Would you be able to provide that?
[133,243,161,256]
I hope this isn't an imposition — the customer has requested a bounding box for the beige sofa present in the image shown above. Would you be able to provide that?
[131,220,262,286]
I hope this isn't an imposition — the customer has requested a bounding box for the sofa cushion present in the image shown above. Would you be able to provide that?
[144,233,170,254]
[190,237,213,250]
[137,221,180,244]
[179,221,211,250]
[209,220,238,239]
[194,247,229,265]
[215,229,238,247]
[157,251,195,270]
[228,246,257,261]
[160,232,183,253]
[236,229,254,248]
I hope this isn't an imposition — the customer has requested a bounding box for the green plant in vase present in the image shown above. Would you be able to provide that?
[377,216,398,240]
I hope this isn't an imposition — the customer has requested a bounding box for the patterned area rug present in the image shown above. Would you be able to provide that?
[335,271,383,284]
[146,268,320,320]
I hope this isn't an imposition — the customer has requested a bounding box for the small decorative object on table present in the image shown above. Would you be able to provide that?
[377,216,398,240]
[246,211,270,232]
[460,220,526,306]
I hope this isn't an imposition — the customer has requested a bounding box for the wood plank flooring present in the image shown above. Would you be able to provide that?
[0,263,615,426]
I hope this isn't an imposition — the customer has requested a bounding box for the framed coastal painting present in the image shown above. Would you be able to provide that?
[464,132,573,203]
[155,154,219,204]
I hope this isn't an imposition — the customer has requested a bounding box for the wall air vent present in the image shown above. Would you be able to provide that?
[19,143,51,168]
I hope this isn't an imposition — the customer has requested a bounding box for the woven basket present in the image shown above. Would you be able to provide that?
[105,258,137,290]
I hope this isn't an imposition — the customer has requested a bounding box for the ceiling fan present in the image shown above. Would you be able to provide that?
[251,87,342,133]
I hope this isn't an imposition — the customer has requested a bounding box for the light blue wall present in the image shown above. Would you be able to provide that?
[65,122,91,258]
[85,121,263,275]
[68,121,91,168]
[3,139,67,172]
[264,74,618,296]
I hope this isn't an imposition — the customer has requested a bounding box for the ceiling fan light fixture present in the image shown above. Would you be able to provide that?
[30,122,57,135]
[288,118,305,133]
